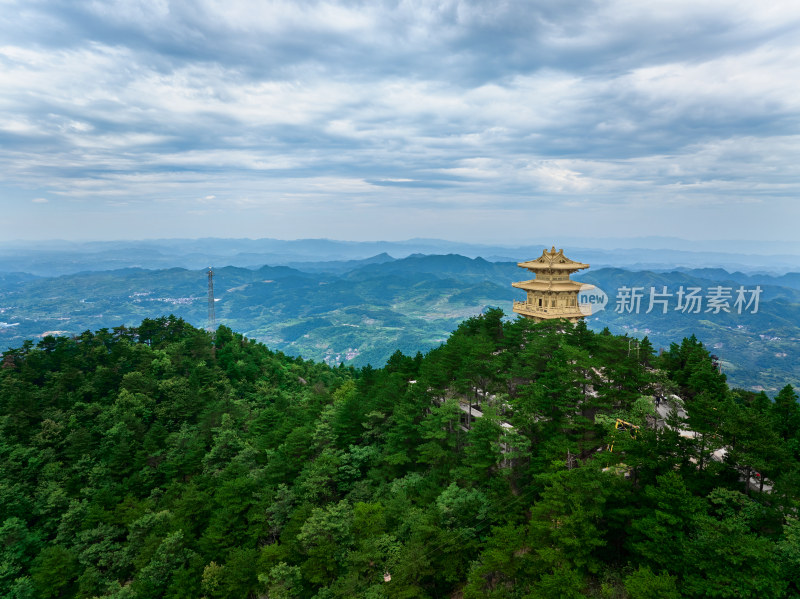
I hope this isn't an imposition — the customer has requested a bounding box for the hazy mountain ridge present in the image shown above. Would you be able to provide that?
[3,237,800,276]
[672,268,800,291]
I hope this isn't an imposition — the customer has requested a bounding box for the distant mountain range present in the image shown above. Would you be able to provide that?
[2,236,800,275]
[1,252,798,392]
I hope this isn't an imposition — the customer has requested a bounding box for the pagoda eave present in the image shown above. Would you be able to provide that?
[517,261,589,272]
[512,280,588,292]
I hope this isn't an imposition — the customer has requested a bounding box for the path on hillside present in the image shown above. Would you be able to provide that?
[653,396,772,493]
[448,385,772,493]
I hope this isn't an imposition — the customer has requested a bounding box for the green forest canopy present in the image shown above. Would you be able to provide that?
[1,312,799,598]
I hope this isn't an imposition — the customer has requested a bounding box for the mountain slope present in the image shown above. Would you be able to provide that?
[1,316,797,598]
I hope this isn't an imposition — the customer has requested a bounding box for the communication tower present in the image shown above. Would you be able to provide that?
[207,267,216,334]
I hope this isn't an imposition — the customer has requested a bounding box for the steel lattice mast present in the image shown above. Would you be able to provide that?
[207,267,216,333]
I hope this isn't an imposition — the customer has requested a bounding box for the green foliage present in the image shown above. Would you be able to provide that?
[0,314,798,597]
[628,472,707,571]
[30,545,78,598]
[623,566,680,599]
[778,517,800,597]
[527,565,585,599]
[528,467,628,576]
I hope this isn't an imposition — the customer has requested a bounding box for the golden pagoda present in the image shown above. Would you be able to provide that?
[512,246,594,323]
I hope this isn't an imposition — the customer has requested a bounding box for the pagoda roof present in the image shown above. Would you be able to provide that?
[518,247,589,272]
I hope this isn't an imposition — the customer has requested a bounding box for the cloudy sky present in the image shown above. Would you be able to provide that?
[2,0,800,243]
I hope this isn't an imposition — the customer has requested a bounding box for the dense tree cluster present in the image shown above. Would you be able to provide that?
[1,313,798,597]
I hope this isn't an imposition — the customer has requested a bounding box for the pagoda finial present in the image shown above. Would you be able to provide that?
[551,245,556,253]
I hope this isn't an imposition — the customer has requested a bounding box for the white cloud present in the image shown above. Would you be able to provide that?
[1,0,800,240]
[627,45,800,115]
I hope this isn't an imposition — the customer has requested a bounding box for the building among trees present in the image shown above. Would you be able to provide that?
[512,246,594,323]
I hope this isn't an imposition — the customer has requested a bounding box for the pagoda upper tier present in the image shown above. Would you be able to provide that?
[517,246,589,274]
[511,246,593,323]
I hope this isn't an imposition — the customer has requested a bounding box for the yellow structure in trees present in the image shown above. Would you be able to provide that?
[512,246,593,323]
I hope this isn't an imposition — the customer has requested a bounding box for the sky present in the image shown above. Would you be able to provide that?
[1,0,800,244]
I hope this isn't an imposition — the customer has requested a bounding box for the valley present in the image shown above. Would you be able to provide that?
[1,253,798,392]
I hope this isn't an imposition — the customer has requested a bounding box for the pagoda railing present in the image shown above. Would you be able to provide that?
[513,300,583,316]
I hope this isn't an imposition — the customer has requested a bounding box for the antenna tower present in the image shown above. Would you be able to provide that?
[207,267,216,334]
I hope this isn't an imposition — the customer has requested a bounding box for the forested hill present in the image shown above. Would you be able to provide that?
[1,315,799,598]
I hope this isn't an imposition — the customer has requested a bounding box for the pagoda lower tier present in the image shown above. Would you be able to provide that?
[511,280,588,323]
